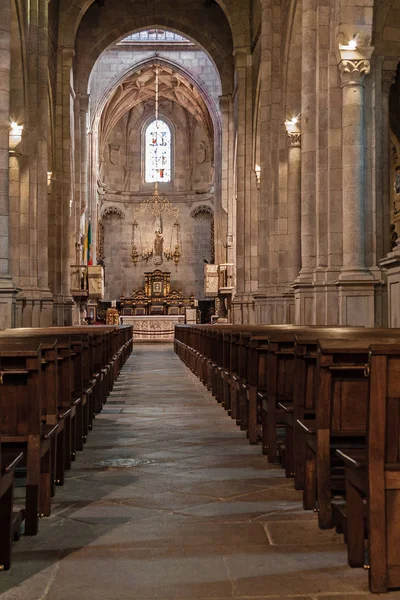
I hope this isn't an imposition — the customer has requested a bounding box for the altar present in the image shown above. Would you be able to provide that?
[116,270,196,341]
[119,315,185,341]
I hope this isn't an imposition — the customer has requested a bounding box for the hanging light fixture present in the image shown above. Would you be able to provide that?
[131,221,140,266]
[138,65,180,225]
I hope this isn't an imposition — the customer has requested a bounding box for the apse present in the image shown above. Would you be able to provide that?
[86,29,222,304]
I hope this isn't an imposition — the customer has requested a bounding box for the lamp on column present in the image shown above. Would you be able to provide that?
[284,115,300,133]
[254,164,261,190]
[9,121,23,152]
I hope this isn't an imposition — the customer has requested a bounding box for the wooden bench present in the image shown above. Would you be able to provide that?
[0,325,132,541]
[0,443,24,570]
[298,335,400,531]
[336,342,400,592]
[0,342,58,535]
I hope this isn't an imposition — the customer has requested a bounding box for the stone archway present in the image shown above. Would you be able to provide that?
[58,0,250,54]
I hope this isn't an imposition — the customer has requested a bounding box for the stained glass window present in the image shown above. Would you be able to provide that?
[145,120,172,183]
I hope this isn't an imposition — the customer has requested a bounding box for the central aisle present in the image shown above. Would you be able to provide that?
[1,345,397,600]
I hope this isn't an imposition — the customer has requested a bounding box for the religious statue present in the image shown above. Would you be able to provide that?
[154,231,164,265]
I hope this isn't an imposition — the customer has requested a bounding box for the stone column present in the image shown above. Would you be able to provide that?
[53,46,75,325]
[381,69,396,258]
[38,0,53,325]
[292,0,317,324]
[378,67,397,327]
[218,94,233,267]
[254,0,272,323]
[285,127,302,285]
[339,57,371,273]
[299,0,317,280]
[0,0,17,327]
[337,48,377,326]
[231,47,257,324]
[78,93,89,261]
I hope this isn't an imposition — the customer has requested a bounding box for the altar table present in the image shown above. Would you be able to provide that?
[119,315,185,341]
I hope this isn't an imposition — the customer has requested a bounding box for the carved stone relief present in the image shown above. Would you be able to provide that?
[109,143,120,165]
[102,206,126,220]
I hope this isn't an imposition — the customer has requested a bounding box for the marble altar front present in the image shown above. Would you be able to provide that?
[119,315,185,341]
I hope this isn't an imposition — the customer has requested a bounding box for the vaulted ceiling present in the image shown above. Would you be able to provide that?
[100,63,214,149]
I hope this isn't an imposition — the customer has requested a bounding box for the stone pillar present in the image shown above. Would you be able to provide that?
[299,0,317,280]
[231,47,257,324]
[378,67,396,327]
[337,48,377,326]
[381,69,397,258]
[285,127,302,285]
[78,92,89,262]
[53,46,75,325]
[218,94,233,268]
[0,0,17,327]
[292,0,317,324]
[254,0,272,323]
[38,0,53,325]
[313,0,330,325]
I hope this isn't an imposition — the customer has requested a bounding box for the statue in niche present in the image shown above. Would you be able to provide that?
[154,231,164,265]
[109,143,120,165]
[196,141,207,165]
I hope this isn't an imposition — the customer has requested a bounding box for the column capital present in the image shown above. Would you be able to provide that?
[287,132,301,148]
[61,46,75,66]
[233,46,251,68]
[78,93,90,113]
[338,58,371,86]
[218,94,232,110]
[382,69,396,94]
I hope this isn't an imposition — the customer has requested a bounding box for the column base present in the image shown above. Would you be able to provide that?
[336,270,382,327]
[53,294,74,326]
[292,279,315,325]
[231,293,256,324]
[15,288,55,327]
[253,288,295,324]
[379,249,400,327]
[0,277,19,328]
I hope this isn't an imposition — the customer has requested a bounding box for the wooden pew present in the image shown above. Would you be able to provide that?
[0,443,24,570]
[246,326,315,455]
[286,328,369,487]
[0,325,132,547]
[336,342,400,593]
[0,341,58,535]
[0,337,73,494]
[299,335,400,531]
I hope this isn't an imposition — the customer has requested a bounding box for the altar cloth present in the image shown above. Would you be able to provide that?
[119,315,185,341]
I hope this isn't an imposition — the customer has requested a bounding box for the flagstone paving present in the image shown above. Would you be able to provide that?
[1,344,400,600]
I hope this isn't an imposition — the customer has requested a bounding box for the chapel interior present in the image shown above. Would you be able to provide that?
[2,0,400,598]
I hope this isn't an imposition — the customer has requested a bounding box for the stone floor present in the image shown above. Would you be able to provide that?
[1,344,400,600]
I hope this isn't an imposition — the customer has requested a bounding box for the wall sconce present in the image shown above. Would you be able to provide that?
[9,121,24,151]
[284,115,300,134]
[339,34,360,51]
[254,164,261,190]
[47,171,53,186]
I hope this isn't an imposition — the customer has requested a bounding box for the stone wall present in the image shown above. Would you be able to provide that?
[101,203,213,301]
[100,101,214,301]
[89,45,222,115]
